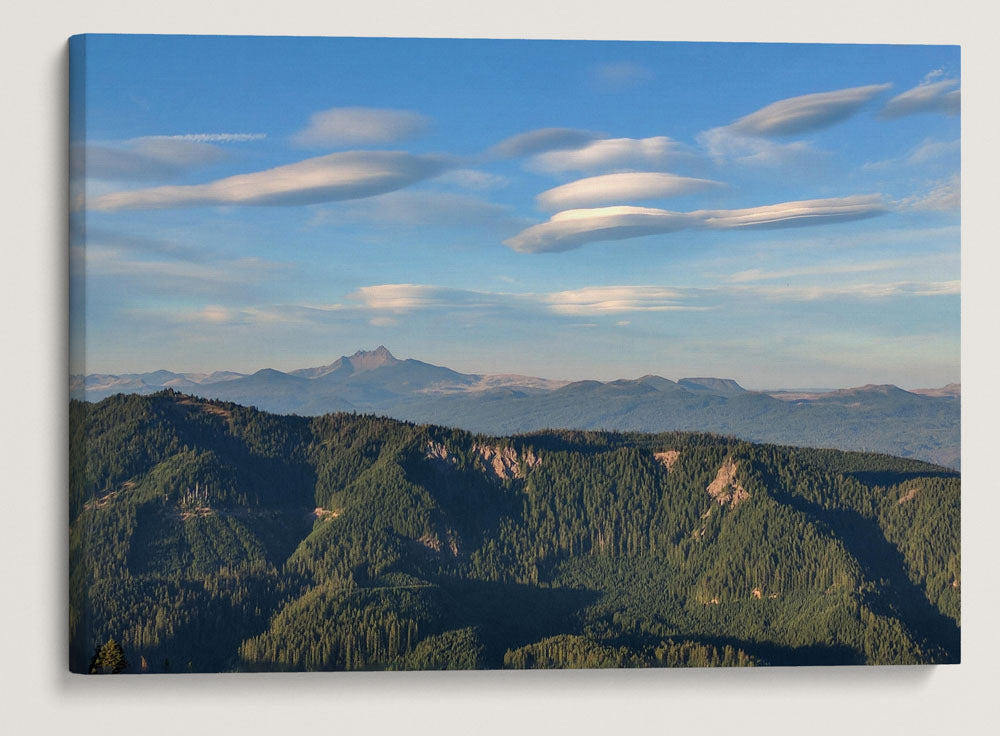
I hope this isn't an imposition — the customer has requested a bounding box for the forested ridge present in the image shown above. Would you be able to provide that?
[69,390,960,672]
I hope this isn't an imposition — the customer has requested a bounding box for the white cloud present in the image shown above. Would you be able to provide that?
[504,206,695,254]
[531,136,687,173]
[535,172,722,210]
[897,174,960,212]
[490,128,600,158]
[694,195,887,230]
[291,107,430,146]
[351,284,480,312]
[728,84,892,137]
[881,79,960,119]
[505,195,887,253]
[545,286,703,315]
[90,151,450,211]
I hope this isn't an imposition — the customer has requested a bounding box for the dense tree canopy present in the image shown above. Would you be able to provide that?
[70,391,960,672]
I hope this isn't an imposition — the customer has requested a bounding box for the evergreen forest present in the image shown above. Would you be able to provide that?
[69,391,960,672]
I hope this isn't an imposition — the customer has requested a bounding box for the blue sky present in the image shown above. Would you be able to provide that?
[70,35,960,388]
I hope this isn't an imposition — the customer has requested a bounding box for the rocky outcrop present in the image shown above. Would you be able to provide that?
[706,459,749,508]
[654,450,680,471]
[473,443,540,482]
[424,441,459,469]
[424,440,540,483]
[418,530,461,557]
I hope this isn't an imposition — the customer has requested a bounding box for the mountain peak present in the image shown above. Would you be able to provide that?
[350,345,395,361]
[342,345,399,374]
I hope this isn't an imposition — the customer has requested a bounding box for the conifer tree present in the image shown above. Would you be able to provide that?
[88,638,129,674]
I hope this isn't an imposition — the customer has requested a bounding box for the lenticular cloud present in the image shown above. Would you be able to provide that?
[504,206,696,253]
[535,172,722,211]
[728,84,892,137]
[90,151,451,211]
[503,196,887,253]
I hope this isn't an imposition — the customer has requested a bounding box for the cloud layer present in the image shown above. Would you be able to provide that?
[89,151,450,211]
[291,107,431,146]
[535,172,722,210]
[341,279,958,321]
[505,195,887,253]
[881,79,960,119]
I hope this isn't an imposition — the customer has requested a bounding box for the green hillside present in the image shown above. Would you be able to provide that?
[69,391,960,672]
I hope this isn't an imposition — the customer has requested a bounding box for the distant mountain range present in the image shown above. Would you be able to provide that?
[71,346,960,468]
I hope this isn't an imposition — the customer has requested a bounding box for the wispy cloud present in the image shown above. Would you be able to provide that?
[80,246,288,286]
[535,172,722,210]
[881,78,960,119]
[489,128,601,158]
[727,84,892,137]
[291,107,430,146]
[592,62,653,91]
[743,280,959,301]
[544,286,705,315]
[504,195,887,253]
[315,190,526,229]
[143,133,266,143]
[897,174,960,212]
[351,284,509,312]
[697,84,890,168]
[695,195,886,229]
[864,138,959,170]
[159,276,960,330]
[434,168,510,190]
[348,283,702,317]
[726,254,954,283]
[89,151,450,211]
[75,226,226,263]
[73,138,228,182]
[530,136,688,173]
[697,127,817,168]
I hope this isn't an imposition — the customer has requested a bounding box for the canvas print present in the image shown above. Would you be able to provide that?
[69,35,960,673]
